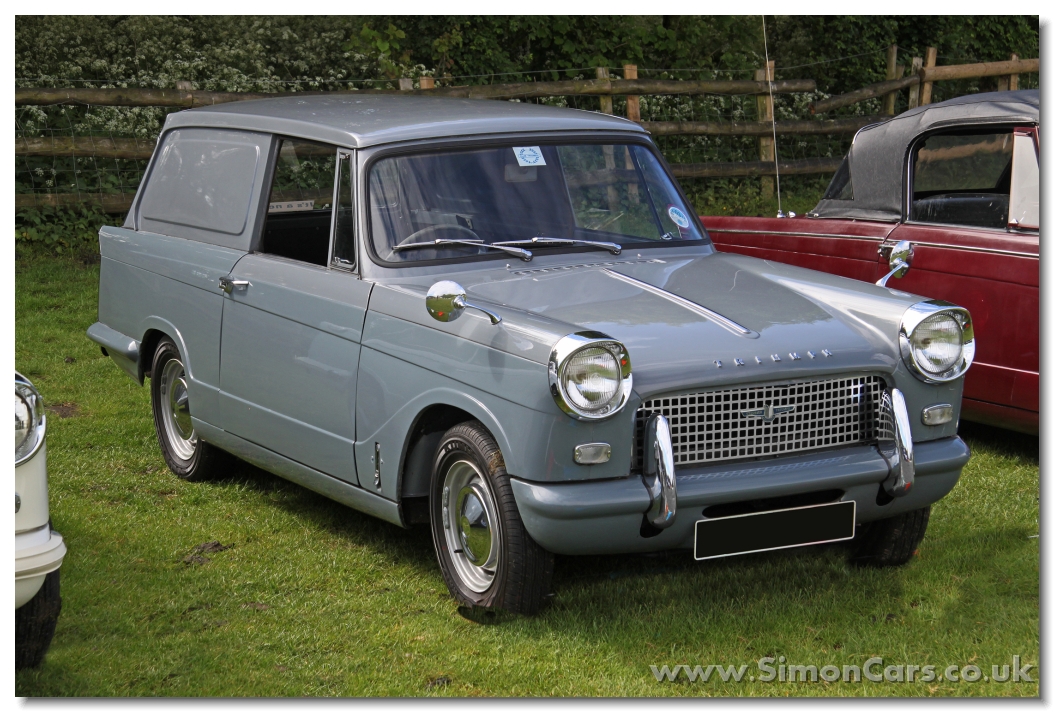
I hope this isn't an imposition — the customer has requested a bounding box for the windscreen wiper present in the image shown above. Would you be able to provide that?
[492,236,622,255]
[392,239,533,261]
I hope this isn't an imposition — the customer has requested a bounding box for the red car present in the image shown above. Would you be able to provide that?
[704,91,1039,434]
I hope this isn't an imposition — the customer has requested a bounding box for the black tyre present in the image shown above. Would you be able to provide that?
[851,506,931,567]
[429,421,554,615]
[16,569,61,670]
[150,338,229,481]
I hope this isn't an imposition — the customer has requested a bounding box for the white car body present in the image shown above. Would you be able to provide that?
[15,372,66,669]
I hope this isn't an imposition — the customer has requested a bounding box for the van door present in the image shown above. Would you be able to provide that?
[218,142,370,483]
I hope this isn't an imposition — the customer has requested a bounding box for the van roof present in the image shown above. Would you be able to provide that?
[164,94,647,148]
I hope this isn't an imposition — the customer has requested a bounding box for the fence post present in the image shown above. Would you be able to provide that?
[623,64,640,122]
[398,78,413,91]
[920,47,937,105]
[596,67,613,114]
[419,76,435,90]
[882,45,903,115]
[998,53,1020,91]
[755,61,775,199]
[907,56,924,109]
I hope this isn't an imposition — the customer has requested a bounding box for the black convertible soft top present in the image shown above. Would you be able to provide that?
[811,90,1040,222]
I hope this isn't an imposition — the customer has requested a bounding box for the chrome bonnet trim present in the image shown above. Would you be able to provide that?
[601,268,757,338]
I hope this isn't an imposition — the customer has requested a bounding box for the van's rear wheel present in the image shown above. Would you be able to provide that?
[429,421,554,615]
[150,338,229,481]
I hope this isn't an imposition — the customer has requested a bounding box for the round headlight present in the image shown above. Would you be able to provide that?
[549,332,632,420]
[899,301,974,383]
[911,312,963,375]
[15,374,45,465]
[15,390,32,455]
[562,346,621,411]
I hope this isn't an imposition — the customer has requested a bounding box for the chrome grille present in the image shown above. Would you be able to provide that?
[634,375,887,469]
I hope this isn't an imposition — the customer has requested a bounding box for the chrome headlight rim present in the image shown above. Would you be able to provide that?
[15,372,46,466]
[899,300,975,384]
[548,331,633,421]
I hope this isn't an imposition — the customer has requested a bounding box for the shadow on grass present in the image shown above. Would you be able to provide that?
[205,457,438,572]
[958,421,1038,464]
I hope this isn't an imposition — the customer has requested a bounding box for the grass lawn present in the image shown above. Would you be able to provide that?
[15,251,1038,697]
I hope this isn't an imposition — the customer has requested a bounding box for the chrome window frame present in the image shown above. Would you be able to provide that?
[904,123,1028,233]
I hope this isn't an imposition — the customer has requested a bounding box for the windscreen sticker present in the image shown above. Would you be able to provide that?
[513,146,546,167]
[667,205,691,228]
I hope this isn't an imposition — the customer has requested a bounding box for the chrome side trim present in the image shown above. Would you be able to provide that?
[878,389,915,498]
[601,268,756,338]
[891,238,1037,259]
[643,414,677,529]
[707,228,887,241]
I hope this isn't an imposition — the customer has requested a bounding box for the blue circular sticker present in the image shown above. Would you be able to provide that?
[515,147,545,165]
[667,205,691,229]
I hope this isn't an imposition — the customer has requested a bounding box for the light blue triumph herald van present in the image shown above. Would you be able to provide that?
[89,95,973,614]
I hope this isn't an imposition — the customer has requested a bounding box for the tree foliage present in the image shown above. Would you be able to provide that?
[16,15,1037,91]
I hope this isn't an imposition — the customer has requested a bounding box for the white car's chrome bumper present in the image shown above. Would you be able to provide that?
[16,525,66,608]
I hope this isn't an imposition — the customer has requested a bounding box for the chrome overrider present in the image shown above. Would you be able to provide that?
[878,389,915,498]
[643,414,677,528]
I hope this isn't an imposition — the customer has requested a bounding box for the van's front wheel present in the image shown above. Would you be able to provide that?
[429,421,554,615]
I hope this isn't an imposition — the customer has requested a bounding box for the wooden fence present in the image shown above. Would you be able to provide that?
[14,53,1038,212]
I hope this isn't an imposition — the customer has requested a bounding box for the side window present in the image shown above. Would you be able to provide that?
[822,156,853,201]
[332,151,355,267]
[261,138,337,267]
[911,130,1013,230]
[138,128,266,249]
[1008,132,1039,230]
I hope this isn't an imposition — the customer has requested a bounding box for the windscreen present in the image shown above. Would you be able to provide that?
[368,143,706,263]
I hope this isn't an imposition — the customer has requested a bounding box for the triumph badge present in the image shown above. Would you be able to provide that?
[740,403,796,422]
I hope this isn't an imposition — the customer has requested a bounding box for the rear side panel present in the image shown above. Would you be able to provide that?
[97,226,245,424]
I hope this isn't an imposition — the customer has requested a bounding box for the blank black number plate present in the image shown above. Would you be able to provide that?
[694,500,856,561]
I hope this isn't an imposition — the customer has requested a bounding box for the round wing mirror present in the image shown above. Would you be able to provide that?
[426,280,467,322]
[425,281,502,325]
[888,240,914,277]
[876,240,914,287]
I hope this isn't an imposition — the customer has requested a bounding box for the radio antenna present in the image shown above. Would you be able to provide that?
[761,15,785,217]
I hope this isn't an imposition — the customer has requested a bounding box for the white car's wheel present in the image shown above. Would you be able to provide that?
[15,569,61,670]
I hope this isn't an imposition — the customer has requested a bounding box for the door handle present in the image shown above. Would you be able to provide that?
[219,277,251,294]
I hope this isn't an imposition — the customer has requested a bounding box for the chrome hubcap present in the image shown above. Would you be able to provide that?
[160,357,197,460]
[442,460,500,593]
